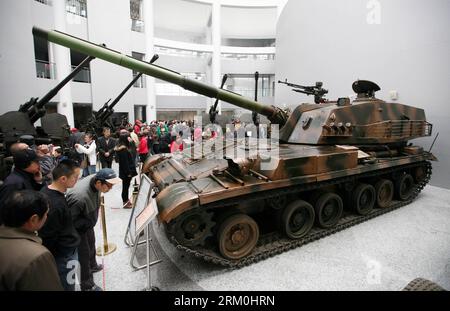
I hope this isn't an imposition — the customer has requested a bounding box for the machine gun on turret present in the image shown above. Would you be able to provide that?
[85,54,159,136]
[278,79,328,104]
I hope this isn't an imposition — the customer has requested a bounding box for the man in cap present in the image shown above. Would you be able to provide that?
[0,148,43,225]
[66,168,121,291]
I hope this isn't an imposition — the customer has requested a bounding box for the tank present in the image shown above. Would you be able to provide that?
[34,27,437,267]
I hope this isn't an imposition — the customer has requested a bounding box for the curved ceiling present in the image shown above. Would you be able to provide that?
[153,0,277,39]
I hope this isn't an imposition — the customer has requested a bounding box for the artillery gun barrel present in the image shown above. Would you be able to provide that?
[108,54,159,110]
[33,27,287,126]
[36,55,95,110]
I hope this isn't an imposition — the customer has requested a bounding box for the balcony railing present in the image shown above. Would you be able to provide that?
[71,65,91,83]
[66,0,87,17]
[131,19,145,33]
[35,60,56,79]
[227,88,275,98]
[154,46,211,59]
[222,53,275,61]
[133,74,146,88]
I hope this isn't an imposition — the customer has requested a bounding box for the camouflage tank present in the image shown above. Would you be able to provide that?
[34,27,436,267]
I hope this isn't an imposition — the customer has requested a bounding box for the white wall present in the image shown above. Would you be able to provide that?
[0,0,55,112]
[275,0,450,188]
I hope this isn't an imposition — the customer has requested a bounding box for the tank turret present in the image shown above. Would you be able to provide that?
[33,26,436,266]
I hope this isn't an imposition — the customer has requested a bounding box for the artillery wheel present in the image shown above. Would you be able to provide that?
[281,200,315,239]
[314,193,343,228]
[374,179,394,208]
[172,210,215,247]
[395,173,415,201]
[352,183,376,215]
[217,214,259,260]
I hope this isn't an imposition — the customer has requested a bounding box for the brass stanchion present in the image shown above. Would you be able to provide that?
[96,195,117,256]
[131,178,140,207]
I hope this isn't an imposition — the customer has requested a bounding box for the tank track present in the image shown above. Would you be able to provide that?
[169,161,432,268]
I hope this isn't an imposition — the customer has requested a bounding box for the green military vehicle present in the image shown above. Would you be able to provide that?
[34,27,436,267]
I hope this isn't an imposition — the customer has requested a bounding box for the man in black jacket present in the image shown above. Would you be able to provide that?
[97,127,116,169]
[39,160,81,291]
[0,148,43,225]
[66,168,121,291]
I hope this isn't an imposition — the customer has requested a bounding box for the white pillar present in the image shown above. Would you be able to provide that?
[52,0,75,127]
[211,1,221,114]
[144,0,157,122]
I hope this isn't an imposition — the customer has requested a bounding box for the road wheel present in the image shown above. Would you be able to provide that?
[281,200,315,239]
[395,173,415,201]
[314,193,343,228]
[374,179,394,208]
[352,183,376,215]
[217,214,259,260]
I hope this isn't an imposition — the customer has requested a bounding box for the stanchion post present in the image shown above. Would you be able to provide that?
[131,178,139,207]
[96,195,117,256]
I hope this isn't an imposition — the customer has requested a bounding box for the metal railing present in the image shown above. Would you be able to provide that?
[359,120,433,138]
[71,65,91,83]
[66,0,87,17]
[154,46,211,59]
[35,60,56,79]
[131,19,145,32]
[221,53,275,61]
[228,87,275,98]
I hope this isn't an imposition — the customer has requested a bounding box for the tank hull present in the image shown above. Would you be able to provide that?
[144,140,433,265]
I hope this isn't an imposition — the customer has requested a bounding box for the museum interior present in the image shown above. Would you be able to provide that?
[0,0,449,294]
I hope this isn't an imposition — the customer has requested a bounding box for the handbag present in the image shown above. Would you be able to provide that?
[80,155,88,169]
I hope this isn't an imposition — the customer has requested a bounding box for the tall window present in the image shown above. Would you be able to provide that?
[66,0,87,18]
[33,35,55,79]
[131,52,146,88]
[70,50,91,83]
[130,0,144,32]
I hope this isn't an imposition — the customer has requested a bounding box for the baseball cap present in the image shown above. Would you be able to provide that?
[13,148,39,169]
[95,168,122,185]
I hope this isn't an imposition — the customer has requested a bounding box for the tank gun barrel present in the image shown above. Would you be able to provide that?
[33,26,288,126]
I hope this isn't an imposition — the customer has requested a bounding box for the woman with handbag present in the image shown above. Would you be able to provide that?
[114,133,137,209]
